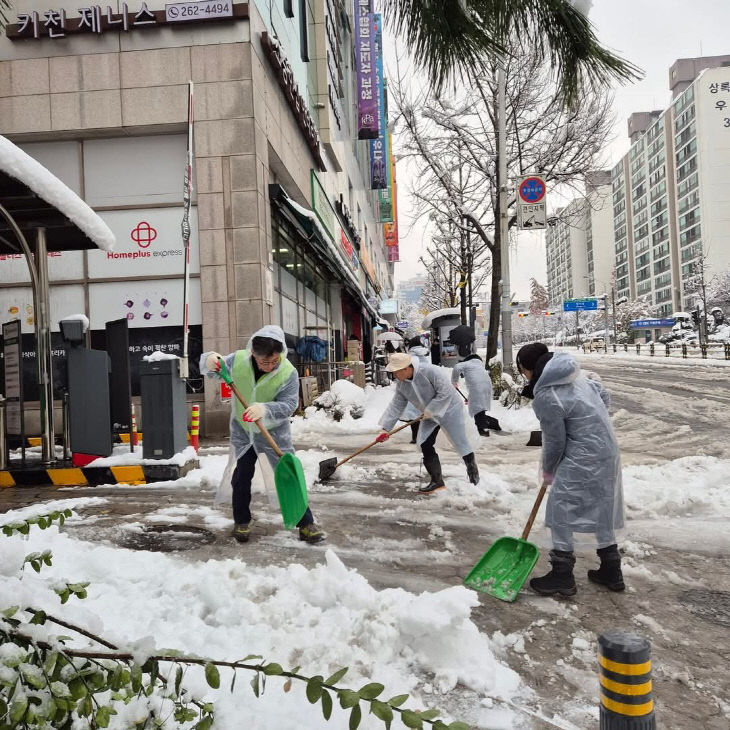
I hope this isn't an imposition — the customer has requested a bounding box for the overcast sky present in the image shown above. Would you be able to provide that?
[389,1,730,298]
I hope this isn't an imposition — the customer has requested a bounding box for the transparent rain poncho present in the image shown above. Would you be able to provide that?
[200,325,299,505]
[451,355,492,417]
[532,352,624,534]
[380,358,473,456]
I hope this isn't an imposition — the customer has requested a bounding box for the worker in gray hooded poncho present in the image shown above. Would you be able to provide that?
[200,325,324,544]
[516,344,624,597]
[450,353,499,436]
[377,353,480,494]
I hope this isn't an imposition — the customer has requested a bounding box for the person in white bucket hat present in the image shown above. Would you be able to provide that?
[377,353,479,493]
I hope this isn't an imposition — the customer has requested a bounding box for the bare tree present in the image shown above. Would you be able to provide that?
[418,214,492,323]
[392,39,614,359]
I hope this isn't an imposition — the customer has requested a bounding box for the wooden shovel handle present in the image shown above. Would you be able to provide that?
[228,381,283,458]
[335,415,425,469]
[521,482,549,541]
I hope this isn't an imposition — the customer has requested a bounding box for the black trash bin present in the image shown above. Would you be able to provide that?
[139,358,187,459]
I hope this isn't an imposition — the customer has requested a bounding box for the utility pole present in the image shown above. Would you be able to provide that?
[497,65,513,366]
[602,293,609,353]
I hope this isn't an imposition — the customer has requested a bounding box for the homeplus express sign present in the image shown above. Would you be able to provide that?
[88,208,200,277]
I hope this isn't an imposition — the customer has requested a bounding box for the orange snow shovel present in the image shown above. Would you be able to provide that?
[318,415,424,481]
[217,358,308,529]
[464,481,549,602]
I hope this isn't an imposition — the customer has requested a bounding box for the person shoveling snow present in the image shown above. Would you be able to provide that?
[517,344,625,597]
[377,352,480,493]
[201,325,324,544]
[451,352,500,436]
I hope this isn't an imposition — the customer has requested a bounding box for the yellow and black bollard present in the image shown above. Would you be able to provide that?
[598,631,655,729]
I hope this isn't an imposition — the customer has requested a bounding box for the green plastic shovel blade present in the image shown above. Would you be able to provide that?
[464,536,540,602]
[274,453,309,529]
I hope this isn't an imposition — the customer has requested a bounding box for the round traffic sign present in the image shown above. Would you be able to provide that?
[518,176,546,203]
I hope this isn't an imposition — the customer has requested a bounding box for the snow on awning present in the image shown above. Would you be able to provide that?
[0,135,115,253]
[421,307,461,329]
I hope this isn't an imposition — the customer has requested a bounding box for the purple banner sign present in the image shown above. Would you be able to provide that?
[354,0,379,140]
[368,13,387,188]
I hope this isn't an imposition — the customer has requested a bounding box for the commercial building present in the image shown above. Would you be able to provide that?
[545,172,613,305]
[610,56,730,316]
[0,0,396,434]
[396,275,425,305]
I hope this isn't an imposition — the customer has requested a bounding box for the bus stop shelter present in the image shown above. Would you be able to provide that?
[0,136,115,465]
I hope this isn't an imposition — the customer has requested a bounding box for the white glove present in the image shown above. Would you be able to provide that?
[422,409,434,420]
[242,403,266,423]
[205,352,224,373]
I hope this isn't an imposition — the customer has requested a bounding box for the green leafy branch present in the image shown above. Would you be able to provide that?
[2,508,72,537]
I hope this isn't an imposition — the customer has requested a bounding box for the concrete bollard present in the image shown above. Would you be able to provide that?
[598,631,655,729]
[190,404,200,452]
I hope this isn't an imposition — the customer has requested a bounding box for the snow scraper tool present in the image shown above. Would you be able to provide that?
[317,415,424,481]
[217,357,308,529]
[464,481,549,602]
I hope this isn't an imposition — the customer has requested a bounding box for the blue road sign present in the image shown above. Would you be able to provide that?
[563,298,598,312]
[629,318,675,329]
[518,176,546,203]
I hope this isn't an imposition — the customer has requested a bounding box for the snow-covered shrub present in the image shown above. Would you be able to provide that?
[312,379,366,421]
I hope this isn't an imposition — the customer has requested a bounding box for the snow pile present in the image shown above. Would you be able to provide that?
[0,501,524,728]
[294,384,395,437]
[86,444,198,468]
[142,350,179,362]
[313,379,367,409]
[0,135,115,251]
[60,313,90,331]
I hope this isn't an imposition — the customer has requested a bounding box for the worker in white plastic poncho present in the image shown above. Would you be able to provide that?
[376,353,480,494]
[450,352,498,436]
[400,336,431,443]
[200,325,324,544]
[516,344,624,597]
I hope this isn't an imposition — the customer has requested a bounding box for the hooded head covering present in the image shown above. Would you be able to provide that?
[246,324,287,353]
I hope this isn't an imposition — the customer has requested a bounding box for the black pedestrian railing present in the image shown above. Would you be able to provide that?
[581,341,730,360]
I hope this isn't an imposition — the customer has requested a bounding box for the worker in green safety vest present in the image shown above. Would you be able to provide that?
[201,325,324,544]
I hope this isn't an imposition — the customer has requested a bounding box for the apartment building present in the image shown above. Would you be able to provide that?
[610,56,730,316]
[545,172,613,305]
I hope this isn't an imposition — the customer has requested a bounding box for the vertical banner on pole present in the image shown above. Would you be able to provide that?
[354,0,378,140]
[368,13,387,190]
[180,80,194,380]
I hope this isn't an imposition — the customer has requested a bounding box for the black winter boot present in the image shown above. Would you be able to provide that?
[530,550,577,596]
[588,544,625,591]
[463,453,480,485]
[419,454,445,494]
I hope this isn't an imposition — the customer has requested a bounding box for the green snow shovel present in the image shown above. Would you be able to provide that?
[217,357,308,529]
[464,481,549,602]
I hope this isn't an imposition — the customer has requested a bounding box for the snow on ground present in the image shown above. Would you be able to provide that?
[292,379,538,442]
[0,499,524,730]
[87,445,199,467]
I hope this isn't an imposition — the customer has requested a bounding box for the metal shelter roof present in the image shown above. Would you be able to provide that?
[0,136,114,254]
